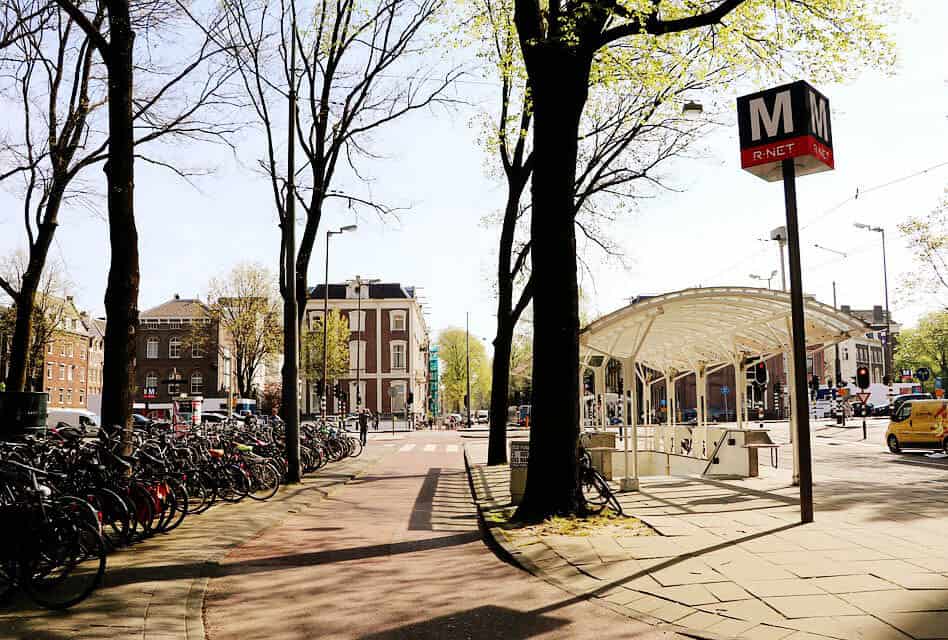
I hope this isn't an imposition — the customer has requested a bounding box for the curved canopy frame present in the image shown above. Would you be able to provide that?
[580,287,869,372]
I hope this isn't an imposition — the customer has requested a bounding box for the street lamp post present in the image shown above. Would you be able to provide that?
[854,223,892,379]
[749,270,778,289]
[321,225,357,418]
[466,312,471,429]
[353,275,379,413]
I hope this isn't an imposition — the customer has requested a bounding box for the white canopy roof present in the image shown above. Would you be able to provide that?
[580,287,869,372]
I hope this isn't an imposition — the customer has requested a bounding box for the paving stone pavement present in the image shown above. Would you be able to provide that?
[467,457,948,640]
[0,446,385,640]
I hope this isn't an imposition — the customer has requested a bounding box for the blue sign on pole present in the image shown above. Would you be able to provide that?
[916,367,931,382]
[936,377,943,390]
[721,385,731,396]
[660,399,667,408]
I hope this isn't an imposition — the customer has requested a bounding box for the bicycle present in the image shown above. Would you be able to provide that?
[578,434,624,516]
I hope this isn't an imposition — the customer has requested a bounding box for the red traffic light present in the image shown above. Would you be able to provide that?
[754,361,768,385]
[856,366,870,390]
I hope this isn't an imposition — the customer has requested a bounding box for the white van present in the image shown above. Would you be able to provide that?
[47,408,100,435]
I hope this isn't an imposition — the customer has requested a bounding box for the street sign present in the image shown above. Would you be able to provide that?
[901,368,913,382]
[721,385,730,396]
[143,386,157,400]
[510,441,529,468]
[916,367,931,382]
[737,80,834,182]
[855,392,871,405]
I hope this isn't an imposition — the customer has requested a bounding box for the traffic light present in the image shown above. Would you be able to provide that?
[773,382,782,397]
[754,361,768,386]
[856,366,870,390]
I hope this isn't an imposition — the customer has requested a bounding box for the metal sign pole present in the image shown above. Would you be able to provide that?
[782,159,814,524]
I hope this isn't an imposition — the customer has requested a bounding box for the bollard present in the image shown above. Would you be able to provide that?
[862,418,867,440]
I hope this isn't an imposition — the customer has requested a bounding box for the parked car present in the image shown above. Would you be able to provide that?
[201,412,229,424]
[886,399,948,453]
[475,409,489,424]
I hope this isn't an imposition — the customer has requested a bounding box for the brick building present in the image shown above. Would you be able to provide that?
[84,316,106,415]
[134,295,233,410]
[42,296,90,410]
[304,281,429,418]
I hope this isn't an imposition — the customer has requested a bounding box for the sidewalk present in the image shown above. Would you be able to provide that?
[467,459,948,640]
[204,432,682,640]
[0,448,385,640]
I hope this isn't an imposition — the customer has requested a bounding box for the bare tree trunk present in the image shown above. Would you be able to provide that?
[514,48,590,520]
[488,317,513,463]
[99,0,138,441]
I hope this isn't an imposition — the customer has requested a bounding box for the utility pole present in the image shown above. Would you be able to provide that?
[466,312,471,429]
[284,6,301,483]
[833,281,845,427]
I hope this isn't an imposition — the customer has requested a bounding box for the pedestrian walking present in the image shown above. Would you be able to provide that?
[359,408,369,446]
[373,411,380,432]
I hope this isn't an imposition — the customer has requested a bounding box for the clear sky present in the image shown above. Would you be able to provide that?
[0,0,945,355]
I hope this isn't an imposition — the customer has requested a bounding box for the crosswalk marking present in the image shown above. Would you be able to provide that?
[392,443,464,454]
[423,444,437,452]
[446,445,459,453]
[398,444,416,452]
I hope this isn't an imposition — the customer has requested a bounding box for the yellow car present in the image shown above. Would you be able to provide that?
[886,399,948,454]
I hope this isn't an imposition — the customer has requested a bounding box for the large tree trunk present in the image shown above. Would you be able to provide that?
[514,47,590,521]
[488,316,513,464]
[4,221,58,391]
[100,1,138,442]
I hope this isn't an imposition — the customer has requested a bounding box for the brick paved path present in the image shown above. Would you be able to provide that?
[0,446,384,640]
[205,431,682,640]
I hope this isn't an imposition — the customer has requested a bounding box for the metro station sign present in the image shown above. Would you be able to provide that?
[737,80,834,182]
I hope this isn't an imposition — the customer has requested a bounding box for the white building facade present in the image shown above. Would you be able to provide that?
[304,281,429,419]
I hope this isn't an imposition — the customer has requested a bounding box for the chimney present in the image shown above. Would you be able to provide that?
[66,295,73,304]
[873,305,883,323]
[840,304,851,314]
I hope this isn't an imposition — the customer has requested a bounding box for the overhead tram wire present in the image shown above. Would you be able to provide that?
[700,159,948,285]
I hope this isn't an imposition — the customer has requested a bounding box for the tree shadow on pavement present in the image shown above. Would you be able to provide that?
[98,531,483,589]
[358,605,568,640]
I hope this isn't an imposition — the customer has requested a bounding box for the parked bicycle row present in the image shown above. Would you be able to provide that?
[0,417,362,610]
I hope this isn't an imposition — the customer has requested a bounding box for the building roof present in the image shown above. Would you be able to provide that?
[581,287,870,373]
[85,317,106,338]
[309,283,416,300]
[141,294,209,319]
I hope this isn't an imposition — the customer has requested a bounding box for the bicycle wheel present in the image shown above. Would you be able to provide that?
[348,437,363,458]
[247,463,280,501]
[160,478,189,533]
[25,519,106,610]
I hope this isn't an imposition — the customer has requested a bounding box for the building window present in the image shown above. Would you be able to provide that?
[146,337,159,359]
[349,340,367,372]
[66,389,72,404]
[79,368,85,382]
[59,364,65,380]
[67,342,73,358]
[190,372,203,395]
[67,366,73,382]
[308,311,324,331]
[78,391,84,405]
[168,372,180,395]
[80,345,86,360]
[47,364,53,379]
[169,336,182,359]
[349,311,366,332]
[192,341,205,358]
[60,342,66,356]
[390,380,407,412]
[47,343,53,355]
[390,310,406,332]
[58,389,64,404]
[391,341,407,371]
